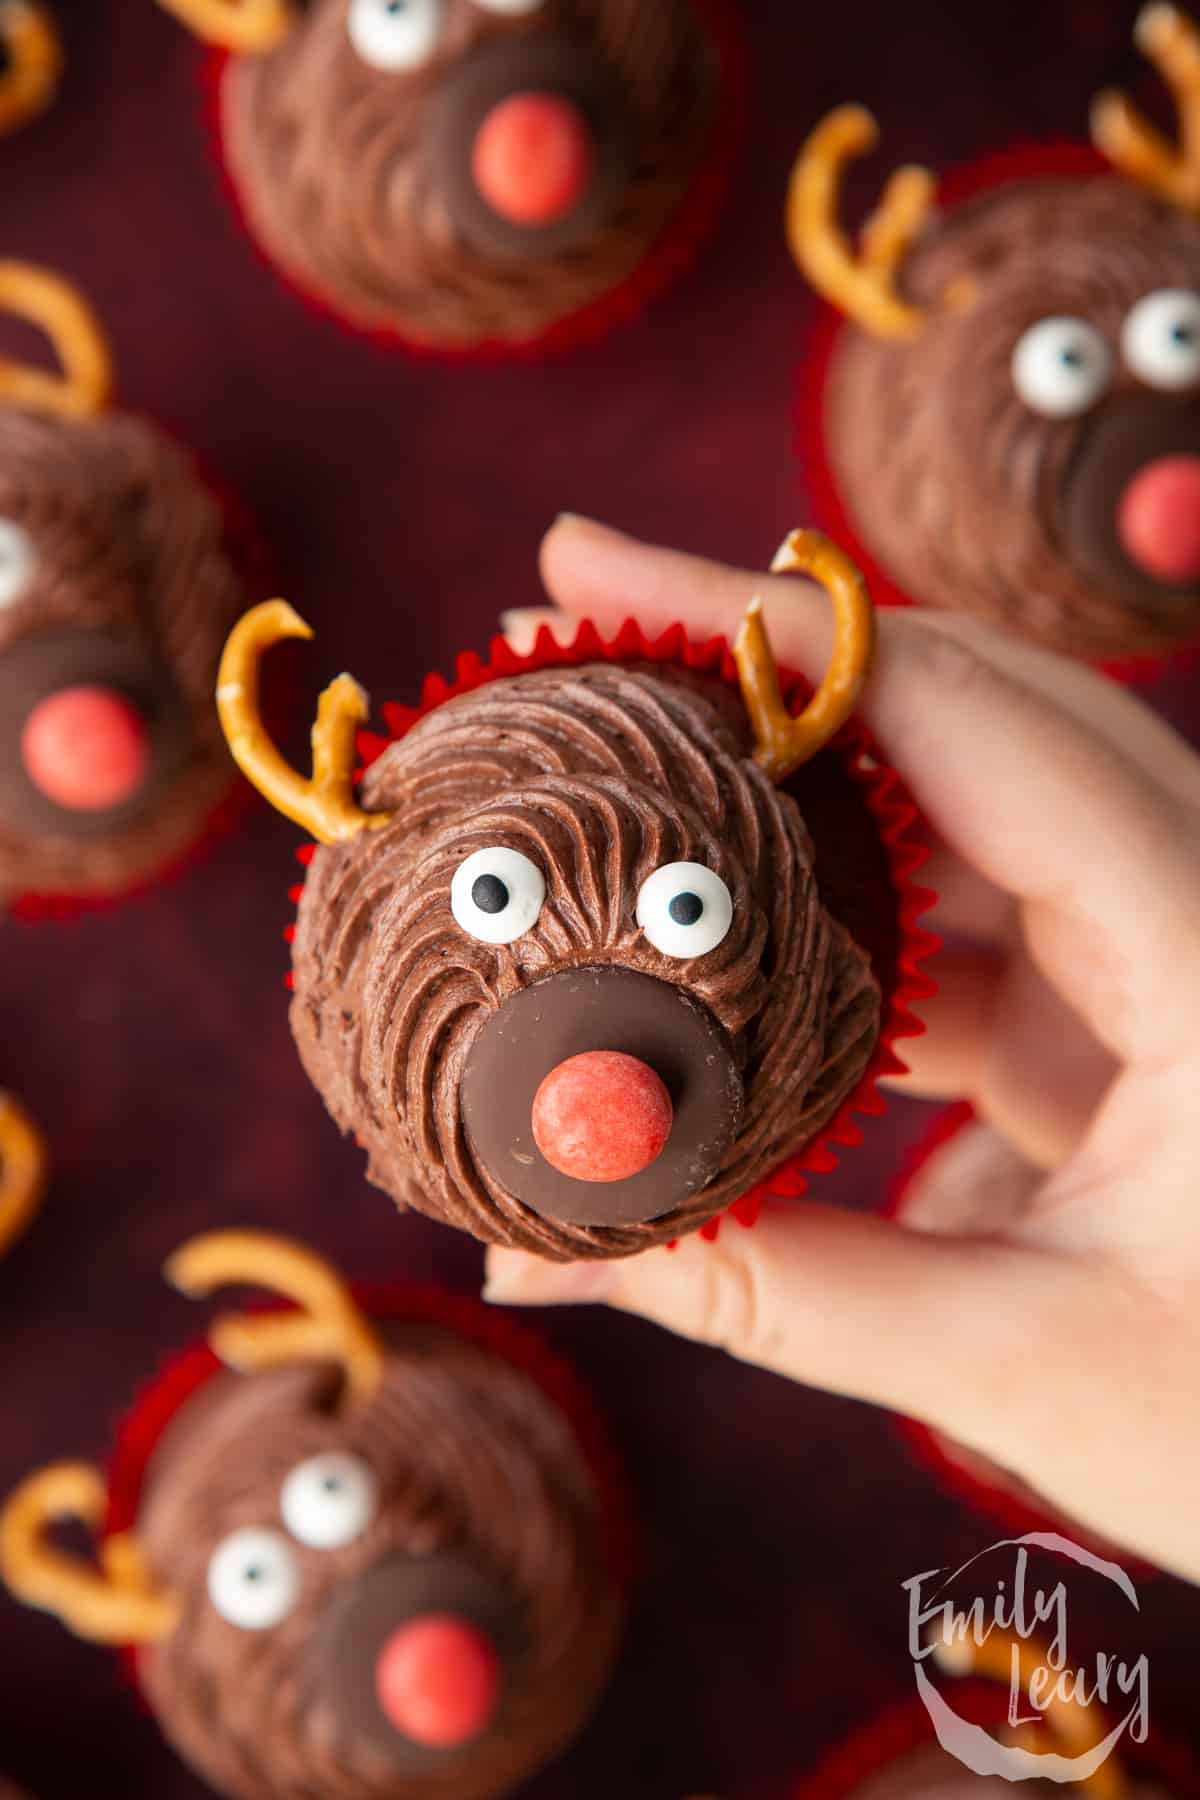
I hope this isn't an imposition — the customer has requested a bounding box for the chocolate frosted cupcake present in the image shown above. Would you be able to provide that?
[0,1231,628,1800]
[0,1091,46,1258]
[0,1,61,135]
[790,3,1200,668]
[0,264,254,911]
[161,0,741,354]
[218,533,935,1259]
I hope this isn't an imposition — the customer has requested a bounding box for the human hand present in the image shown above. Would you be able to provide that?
[484,514,1200,1583]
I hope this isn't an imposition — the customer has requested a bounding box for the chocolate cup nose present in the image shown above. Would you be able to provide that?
[312,1553,518,1769]
[1062,394,1200,611]
[428,36,634,263]
[461,967,743,1229]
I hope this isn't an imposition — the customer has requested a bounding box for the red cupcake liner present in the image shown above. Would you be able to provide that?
[6,433,277,923]
[793,138,1200,689]
[104,1277,638,1686]
[199,0,749,364]
[793,1686,1200,1800]
[280,615,939,1246]
[887,1102,1158,1579]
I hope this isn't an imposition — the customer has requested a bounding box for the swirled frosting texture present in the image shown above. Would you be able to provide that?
[0,408,244,899]
[219,0,720,347]
[137,1326,621,1800]
[826,177,1200,659]
[291,664,881,1259]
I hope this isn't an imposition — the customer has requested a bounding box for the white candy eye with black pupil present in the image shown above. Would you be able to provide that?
[347,0,440,71]
[280,1452,378,1550]
[0,519,36,610]
[451,846,546,945]
[636,862,733,960]
[1122,290,1200,391]
[1011,316,1113,419]
[207,1528,300,1631]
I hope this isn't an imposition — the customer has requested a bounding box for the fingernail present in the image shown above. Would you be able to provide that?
[483,1249,614,1308]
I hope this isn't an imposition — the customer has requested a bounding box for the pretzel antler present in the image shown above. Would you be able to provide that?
[735,530,876,783]
[934,1633,1126,1800]
[166,1230,386,1405]
[0,264,114,419]
[0,1,62,135]
[0,1463,178,1644]
[787,105,935,339]
[1093,4,1200,209]
[154,0,294,53]
[0,1093,47,1259]
[217,601,393,844]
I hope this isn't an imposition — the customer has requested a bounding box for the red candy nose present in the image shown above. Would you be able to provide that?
[375,1614,501,1750]
[532,1050,673,1183]
[21,685,150,812]
[1118,454,1200,582]
[472,92,595,227]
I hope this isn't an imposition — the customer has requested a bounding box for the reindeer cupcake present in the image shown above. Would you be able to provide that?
[0,2,60,135]
[0,1230,628,1800]
[156,0,740,353]
[0,1093,45,1258]
[217,533,935,1260]
[0,264,257,911]
[790,3,1200,667]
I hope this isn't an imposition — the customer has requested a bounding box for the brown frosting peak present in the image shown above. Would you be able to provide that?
[0,407,245,900]
[136,1324,621,1800]
[291,663,880,1259]
[825,176,1200,659]
[220,0,720,347]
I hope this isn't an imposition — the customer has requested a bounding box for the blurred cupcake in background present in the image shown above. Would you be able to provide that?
[0,263,267,917]
[158,0,747,357]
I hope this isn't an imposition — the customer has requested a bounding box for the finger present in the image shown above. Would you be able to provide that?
[540,517,1200,814]
[539,518,1200,1065]
[483,1209,1089,1445]
[921,841,1016,947]
[895,949,1116,1167]
[499,607,575,656]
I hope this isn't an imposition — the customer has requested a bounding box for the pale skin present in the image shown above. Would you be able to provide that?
[484,513,1200,1585]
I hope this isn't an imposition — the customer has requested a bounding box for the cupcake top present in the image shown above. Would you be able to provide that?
[190,0,723,348]
[0,1232,625,1800]
[847,1744,1168,1800]
[0,265,247,904]
[219,532,884,1259]
[790,3,1200,663]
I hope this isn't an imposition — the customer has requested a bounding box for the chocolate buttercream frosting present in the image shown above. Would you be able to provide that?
[137,1323,621,1800]
[219,0,721,347]
[290,663,881,1259]
[0,408,244,901]
[825,176,1200,659]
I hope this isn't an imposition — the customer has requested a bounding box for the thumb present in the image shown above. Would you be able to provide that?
[483,1204,1079,1448]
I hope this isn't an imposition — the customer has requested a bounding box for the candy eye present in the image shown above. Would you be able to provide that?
[474,0,542,12]
[280,1453,378,1551]
[347,0,440,70]
[0,519,36,610]
[207,1528,300,1631]
[451,846,546,945]
[636,862,733,960]
[1011,317,1113,419]
[1122,289,1200,391]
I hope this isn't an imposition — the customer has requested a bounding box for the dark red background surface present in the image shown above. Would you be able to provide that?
[2,2,1199,1795]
